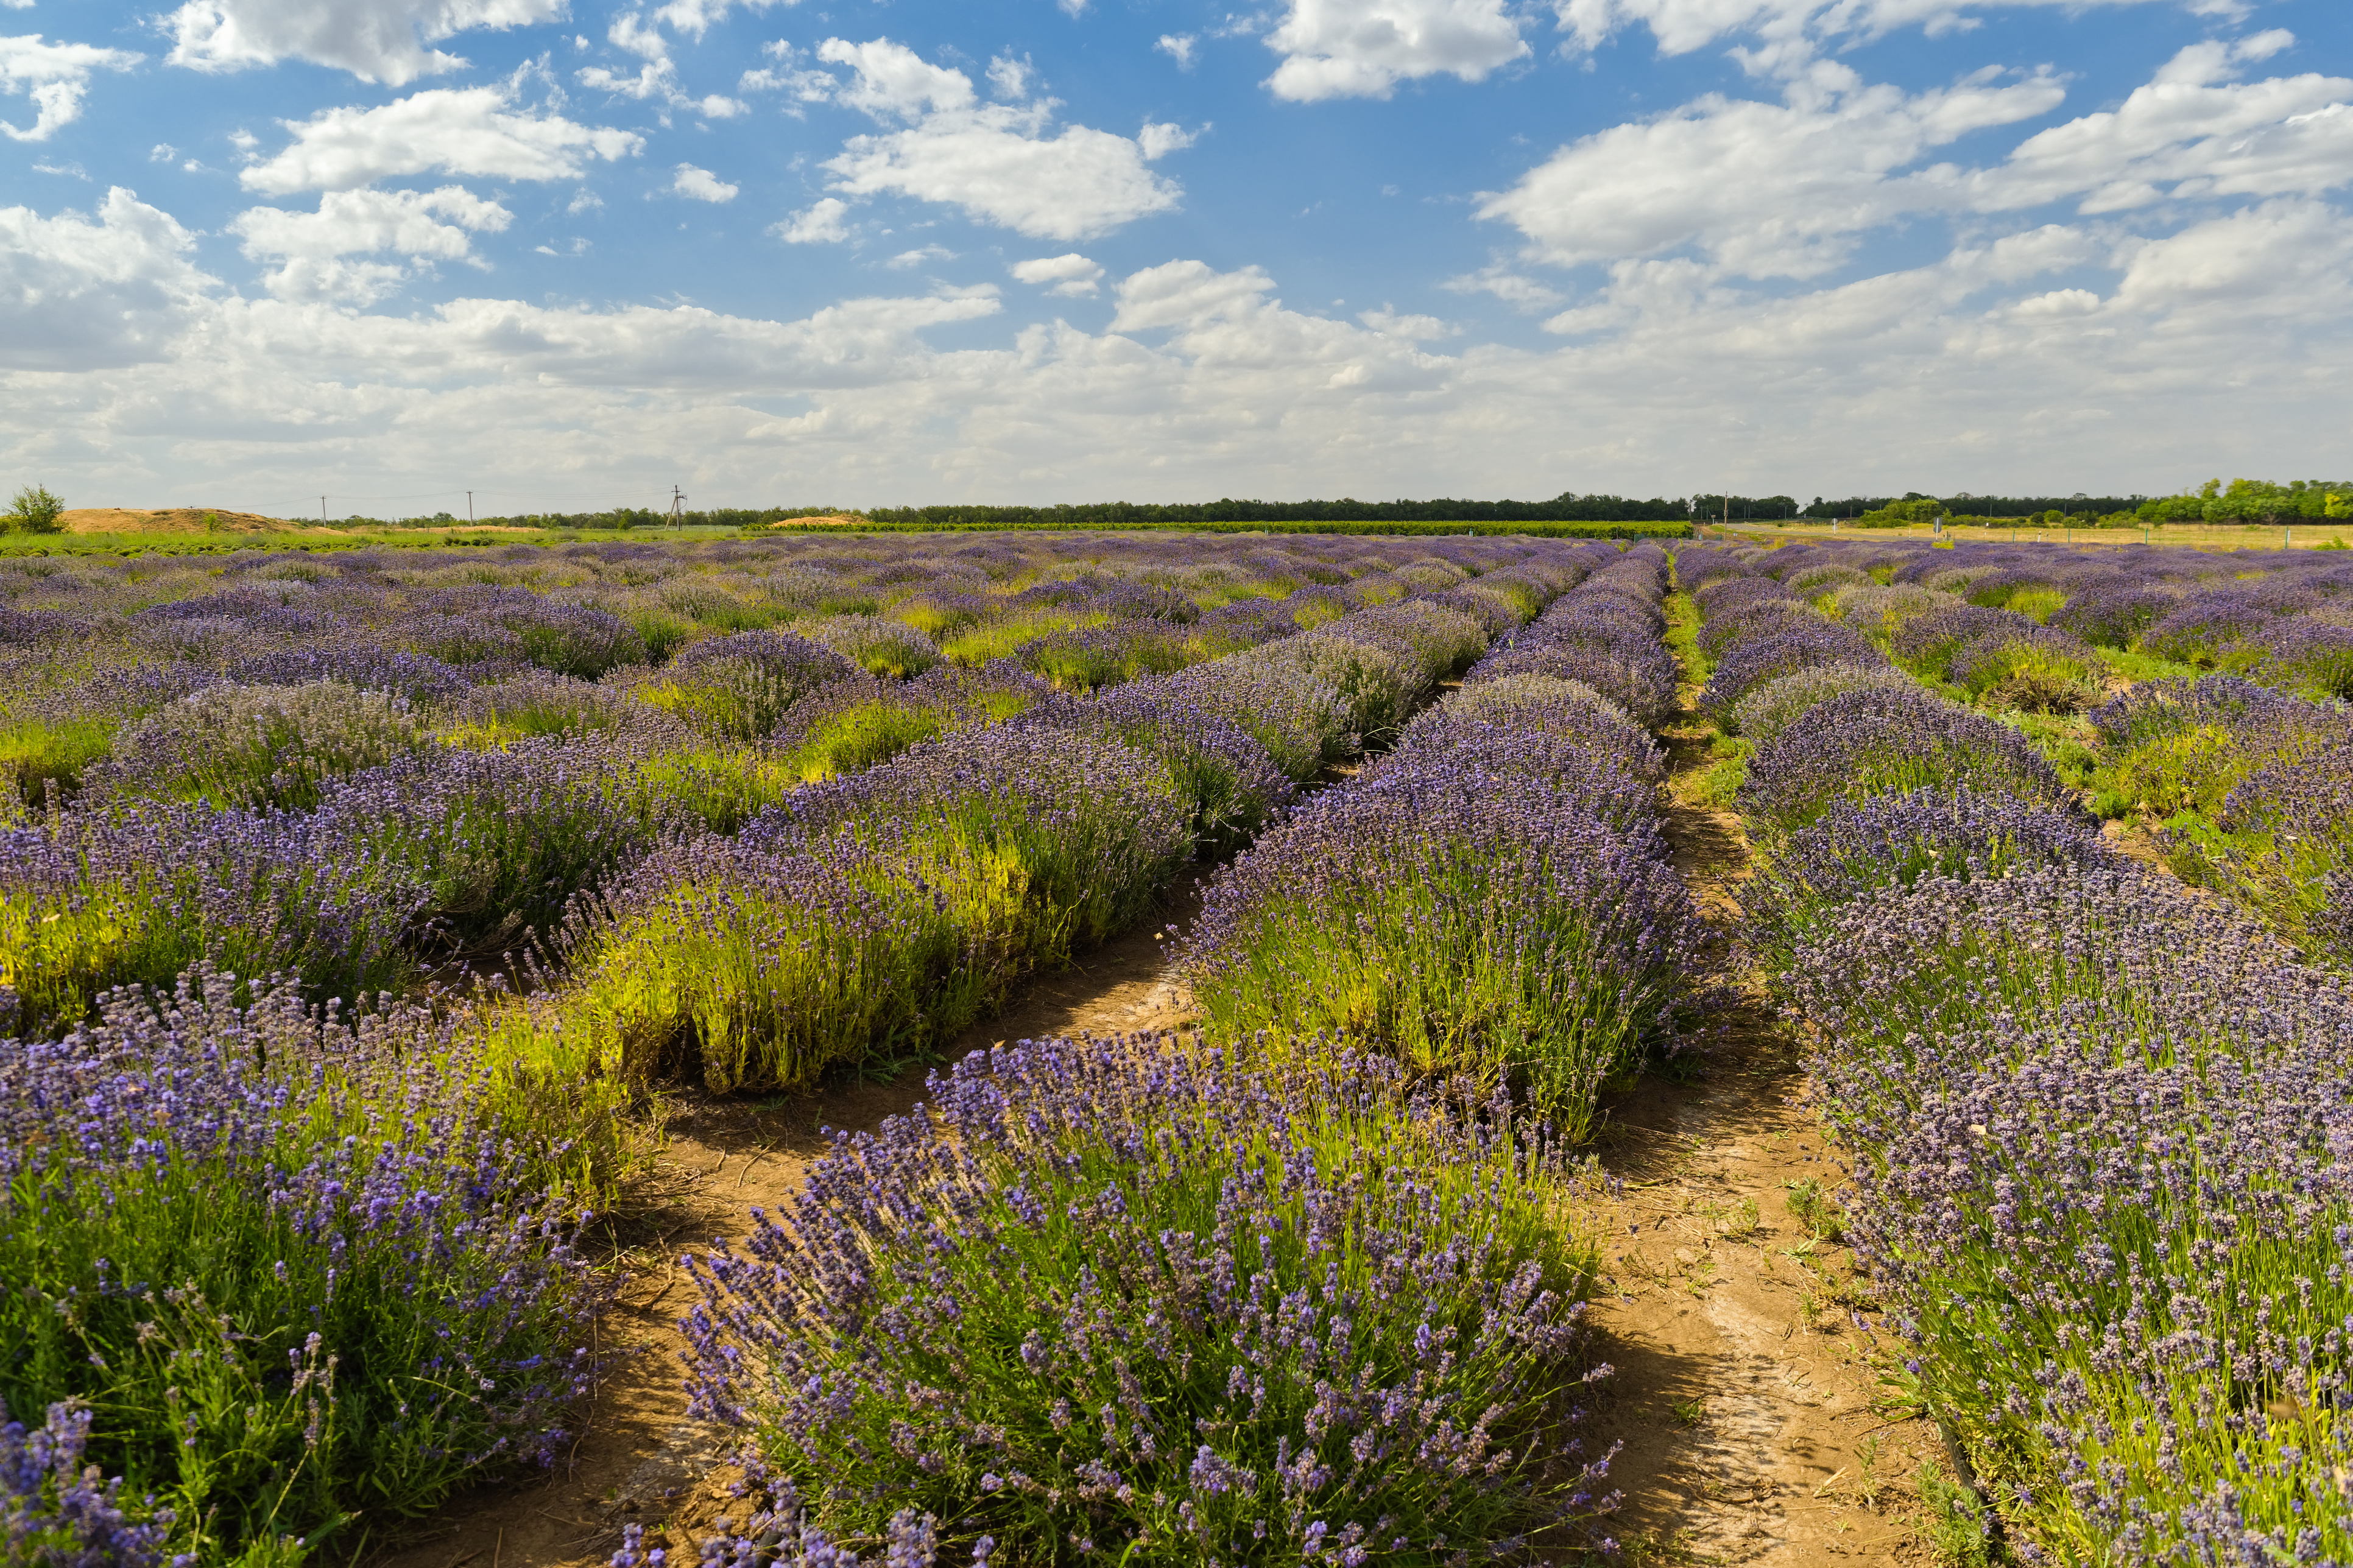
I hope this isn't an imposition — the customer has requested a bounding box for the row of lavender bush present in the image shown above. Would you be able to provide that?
[1684,540,2353,1562]
[495,578,1587,1098]
[5,532,1630,1562]
[1180,544,1709,1139]
[652,547,1708,1566]
[1696,534,2353,974]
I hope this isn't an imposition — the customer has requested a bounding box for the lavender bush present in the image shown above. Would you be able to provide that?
[0,804,423,1036]
[318,740,655,955]
[2087,675,2351,818]
[444,669,660,744]
[539,824,978,1092]
[769,676,958,781]
[1153,658,1347,781]
[1,1399,175,1567]
[1727,665,1920,744]
[91,681,428,812]
[1946,621,2103,711]
[2211,737,2353,971]
[1777,867,2353,1566]
[1740,787,2123,971]
[634,630,858,742]
[1040,681,1296,857]
[1405,674,1664,786]
[0,969,602,1561]
[797,614,942,679]
[543,726,1192,1092]
[2228,616,2353,700]
[1699,623,1888,722]
[682,1037,1619,1566]
[1740,687,2073,832]
[1184,758,1706,1136]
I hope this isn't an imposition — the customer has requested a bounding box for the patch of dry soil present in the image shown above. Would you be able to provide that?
[61,507,292,533]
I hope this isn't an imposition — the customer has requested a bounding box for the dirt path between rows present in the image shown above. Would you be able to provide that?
[374,885,1205,1568]
[1565,701,1947,1564]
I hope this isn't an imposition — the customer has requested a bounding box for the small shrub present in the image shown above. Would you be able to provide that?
[4,484,65,534]
[797,613,941,678]
[1741,687,2075,834]
[0,804,423,1035]
[630,630,856,742]
[1185,758,1708,1136]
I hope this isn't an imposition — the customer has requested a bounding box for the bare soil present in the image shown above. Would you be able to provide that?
[62,507,294,534]
[370,885,1205,1568]
[1568,733,1944,1565]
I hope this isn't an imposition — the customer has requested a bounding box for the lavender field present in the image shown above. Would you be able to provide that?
[3,527,2350,1565]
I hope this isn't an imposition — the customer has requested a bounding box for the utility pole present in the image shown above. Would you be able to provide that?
[468,490,474,523]
[320,496,326,522]
[669,485,686,530]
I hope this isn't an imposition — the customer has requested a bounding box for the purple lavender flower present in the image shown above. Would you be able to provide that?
[1,968,604,1560]
[0,1399,174,1566]
[1699,622,1888,722]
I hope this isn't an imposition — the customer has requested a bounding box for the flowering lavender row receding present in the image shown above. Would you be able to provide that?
[1701,536,2353,1561]
[1185,544,1710,1136]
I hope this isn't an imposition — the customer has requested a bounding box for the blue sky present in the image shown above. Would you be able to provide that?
[2,0,2349,512]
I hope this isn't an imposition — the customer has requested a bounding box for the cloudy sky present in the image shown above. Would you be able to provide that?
[1,0,2347,513]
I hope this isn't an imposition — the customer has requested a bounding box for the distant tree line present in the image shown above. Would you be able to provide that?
[332,477,2351,534]
[858,494,1693,526]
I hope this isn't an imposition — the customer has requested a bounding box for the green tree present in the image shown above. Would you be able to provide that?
[4,485,65,534]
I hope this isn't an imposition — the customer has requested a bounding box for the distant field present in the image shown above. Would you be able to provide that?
[1708,518,2352,550]
[2,515,1693,556]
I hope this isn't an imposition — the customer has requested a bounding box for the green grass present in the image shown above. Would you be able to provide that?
[1663,590,1711,677]
[938,610,1104,667]
[0,715,115,806]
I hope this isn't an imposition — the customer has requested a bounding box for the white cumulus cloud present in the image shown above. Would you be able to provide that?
[1553,0,2201,74]
[166,0,564,86]
[241,87,645,195]
[1,33,143,142]
[1480,62,2066,278]
[817,37,976,118]
[1263,0,1528,102]
[1012,252,1104,295]
[231,185,512,303]
[0,187,213,369]
[672,163,739,202]
[775,196,850,243]
[814,39,1189,241]
[651,0,797,40]
[1971,39,2353,214]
